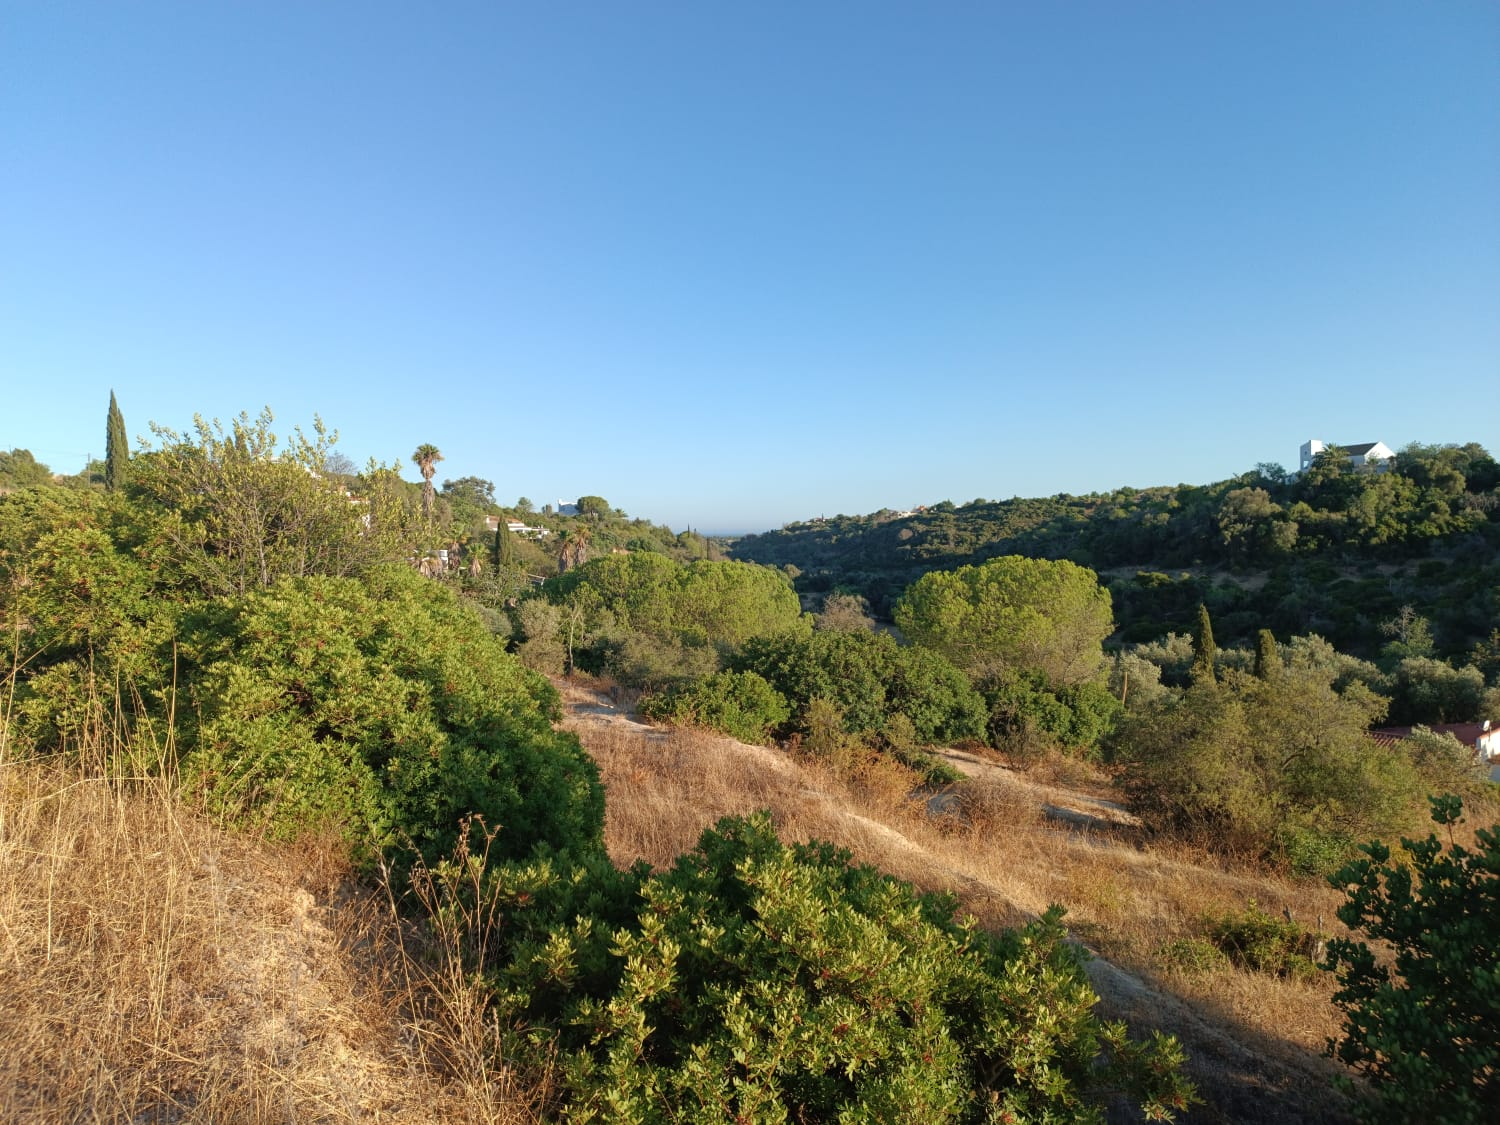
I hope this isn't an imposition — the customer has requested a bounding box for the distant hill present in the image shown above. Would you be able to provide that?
[729,443,1500,659]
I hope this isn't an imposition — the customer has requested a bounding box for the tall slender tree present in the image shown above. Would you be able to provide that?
[495,517,516,567]
[105,390,129,492]
[411,443,443,522]
[1254,629,1282,681]
[1191,603,1218,688]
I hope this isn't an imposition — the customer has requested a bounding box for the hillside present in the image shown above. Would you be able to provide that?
[559,680,1363,1124]
[0,764,544,1123]
[4,679,1369,1123]
[5,414,1495,1122]
[727,443,1500,658]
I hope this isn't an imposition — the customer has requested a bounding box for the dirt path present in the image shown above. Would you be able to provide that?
[556,683,1349,1123]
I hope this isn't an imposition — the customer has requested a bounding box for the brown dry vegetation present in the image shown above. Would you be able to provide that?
[0,744,546,1122]
[559,680,1361,1124]
[2,671,1396,1123]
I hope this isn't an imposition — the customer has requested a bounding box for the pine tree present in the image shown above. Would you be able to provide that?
[105,390,128,492]
[1254,628,1282,681]
[1191,603,1218,687]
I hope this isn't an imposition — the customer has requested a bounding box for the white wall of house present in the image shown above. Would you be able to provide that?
[1299,439,1394,472]
[1348,441,1395,466]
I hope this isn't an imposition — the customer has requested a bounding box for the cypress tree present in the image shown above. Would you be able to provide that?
[495,518,516,567]
[1191,603,1218,687]
[105,390,128,492]
[1254,628,1282,681]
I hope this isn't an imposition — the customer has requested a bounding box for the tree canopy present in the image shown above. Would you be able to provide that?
[894,556,1114,688]
[547,552,805,651]
[0,449,53,491]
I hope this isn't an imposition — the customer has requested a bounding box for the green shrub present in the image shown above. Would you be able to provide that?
[638,670,791,744]
[1326,795,1500,1123]
[182,566,604,865]
[1156,937,1230,976]
[1203,902,1325,981]
[1111,670,1421,864]
[985,671,1122,753]
[731,629,986,745]
[1277,825,1358,879]
[454,813,1195,1122]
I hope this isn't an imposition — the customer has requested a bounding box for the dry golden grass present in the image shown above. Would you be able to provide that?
[0,660,1393,1124]
[0,737,545,1122]
[559,680,1360,1123]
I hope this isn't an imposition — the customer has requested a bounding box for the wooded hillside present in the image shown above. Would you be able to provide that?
[729,443,1500,658]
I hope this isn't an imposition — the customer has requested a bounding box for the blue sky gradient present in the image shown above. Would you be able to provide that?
[3,1,1496,532]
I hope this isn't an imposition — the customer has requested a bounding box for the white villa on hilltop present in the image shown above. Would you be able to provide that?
[1299,439,1395,473]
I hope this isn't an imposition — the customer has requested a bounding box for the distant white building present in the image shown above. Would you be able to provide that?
[555,499,580,517]
[484,514,550,539]
[508,518,549,539]
[1299,439,1394,473]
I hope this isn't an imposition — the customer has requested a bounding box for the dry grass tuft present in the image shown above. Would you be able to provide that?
[0,751,544,1123]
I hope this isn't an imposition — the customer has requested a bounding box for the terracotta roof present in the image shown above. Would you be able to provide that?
[1370,723,1490,747]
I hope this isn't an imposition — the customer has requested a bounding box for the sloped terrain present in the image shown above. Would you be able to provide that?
[559,681,1358,1124]
[0,766,540,1124]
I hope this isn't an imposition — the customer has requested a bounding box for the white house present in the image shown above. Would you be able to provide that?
[483,515,550,539]
[507,518,550,540]
[1299,439,1395,473]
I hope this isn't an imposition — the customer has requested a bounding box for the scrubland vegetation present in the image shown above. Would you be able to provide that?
[2,407,1497,1121]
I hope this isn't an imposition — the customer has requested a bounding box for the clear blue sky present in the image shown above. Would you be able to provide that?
[3,1,1497,533]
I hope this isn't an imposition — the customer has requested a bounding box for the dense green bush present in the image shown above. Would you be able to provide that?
[546,552,807,653]
[1386,656,1489,725]
[731,629,987,746]
[1111,669,1420,868]
[2,452,606,875]
[181,565,604,864]
[1326,796,1500,1123]
[1276,825,1359,880]
[1156,937,1231,976]
[984,671,1122,753]
[1202,902,1324,980]
[638,670,791,744]
[444,813,1194,1122]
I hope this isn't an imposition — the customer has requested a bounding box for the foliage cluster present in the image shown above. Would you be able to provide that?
[637,670,792,744]
[546,551,805,654]
[730,442,1500,659]
[1119,625,1500,729]
[526,551,807,686]
[1,411,601,868]
[1200,902,1325,981]
[182,567,603,862]
[894,556,1114,689]
[427,813,1196,1123]
[1109,667,1424,873]
[730,628,988,747]
[0,447,56,491]
[1325,796,1500,1124]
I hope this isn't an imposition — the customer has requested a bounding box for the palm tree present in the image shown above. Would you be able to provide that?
[411,444,443,522]
[571,523,593,569]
